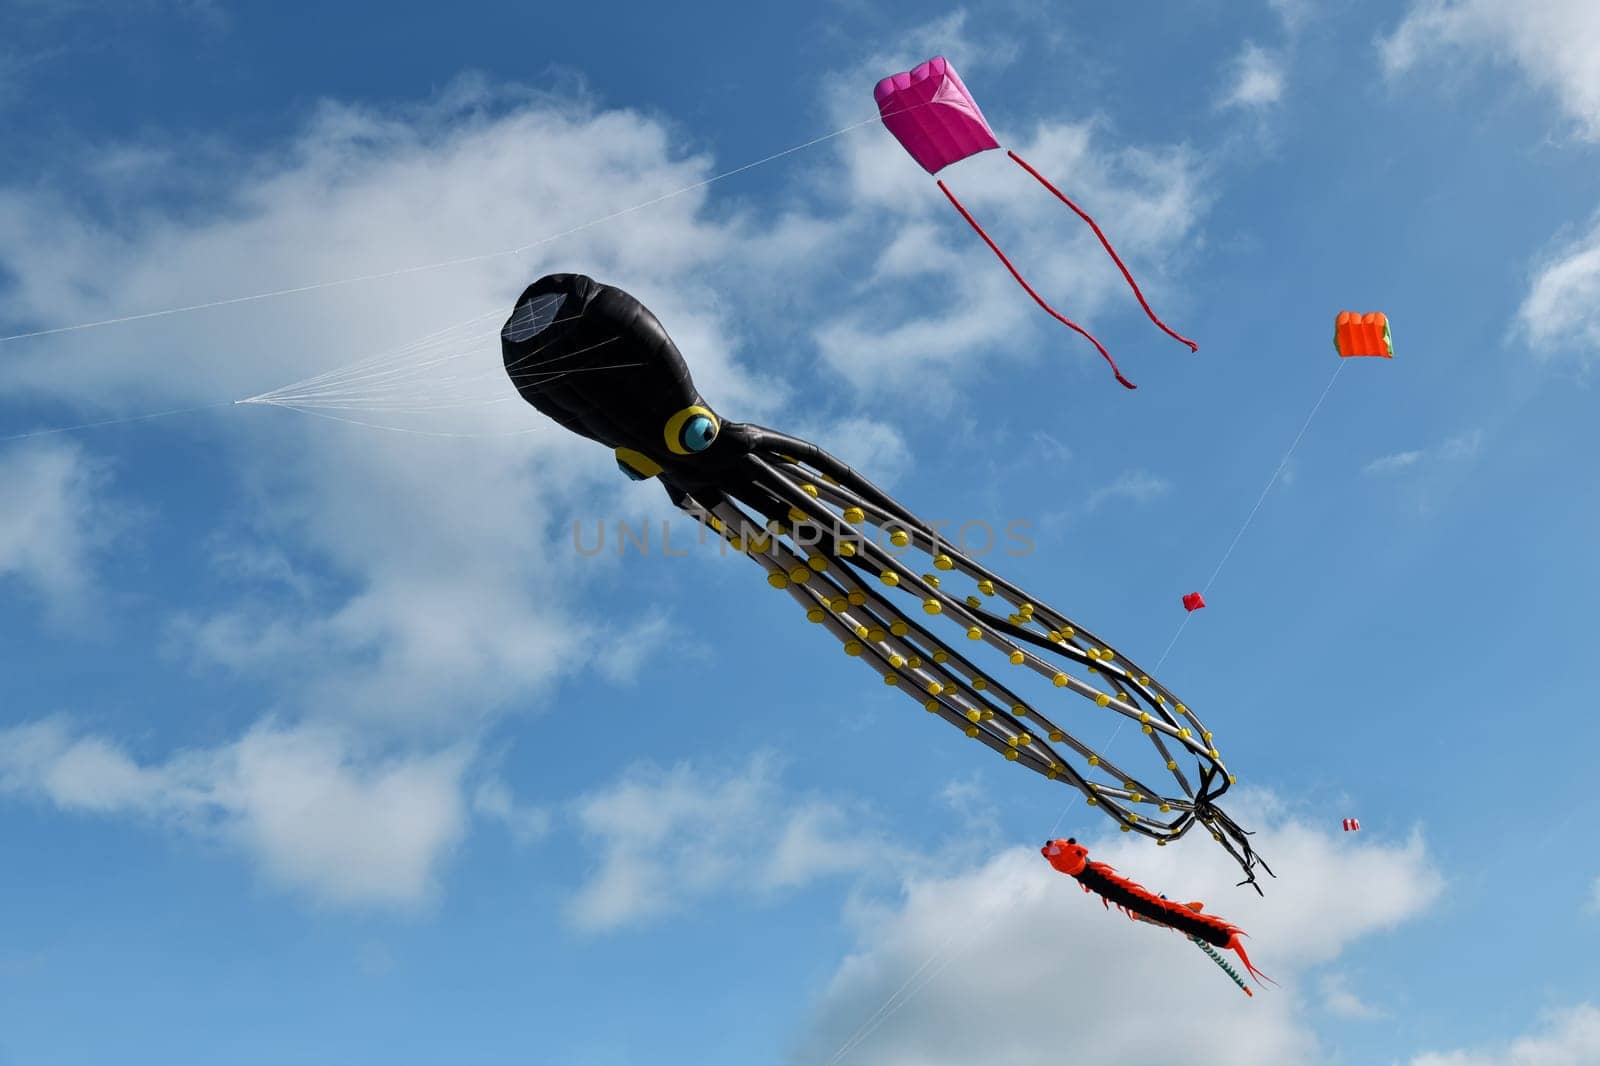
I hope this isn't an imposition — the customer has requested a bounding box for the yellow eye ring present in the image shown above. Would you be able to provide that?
[664,405,719,455]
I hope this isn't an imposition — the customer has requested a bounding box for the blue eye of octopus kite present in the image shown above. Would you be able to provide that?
[502,272,1271,891]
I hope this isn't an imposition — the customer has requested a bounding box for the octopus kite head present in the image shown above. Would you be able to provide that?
[1042,837,1089,876]
[501,273,728,482]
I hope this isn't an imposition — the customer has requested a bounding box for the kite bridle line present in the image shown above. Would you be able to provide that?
[233,305,645,437]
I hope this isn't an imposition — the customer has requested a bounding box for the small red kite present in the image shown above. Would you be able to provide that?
[1182,591,1206,612]
[1342,818,1361,832]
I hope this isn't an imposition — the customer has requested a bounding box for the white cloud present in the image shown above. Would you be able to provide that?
[1219,44,1286,110]
[1363,430,1481,476]
[204,537,317,599]
[934,774,1006,847]
[1268,0,1313,34]
[566,753,906,931]
[1030,429,1073,465]
[0,81,792,734]
[789,416,914,489]
[227,727,468,907]
[0,48,34,111]
[0,440,120,622]
[796,799,1443,1065]
[472,778,551,845]
[1320,972,1384,1020]
[1518,213,1600,363]
[1407,1004,1600,1066]
[1383,0,1600,140]
[1364,450,1425,475]
[590,612,676,686]
[1086,469,1172,510]
[0,717,469,909]
[1439,430,1482,459]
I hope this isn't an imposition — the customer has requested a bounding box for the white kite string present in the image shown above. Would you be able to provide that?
[824,796,1076,1064]
[0,109,903,346]
[1102,358,1349,760]
[0,402,236,444]
[825,931,964,1066]
[1150,358,1347,673]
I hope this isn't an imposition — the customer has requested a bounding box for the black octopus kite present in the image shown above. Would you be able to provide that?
[503,273,1269,889]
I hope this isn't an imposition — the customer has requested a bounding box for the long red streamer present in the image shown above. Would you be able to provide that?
[936,179,1136,390]
[1009,150,1199,353]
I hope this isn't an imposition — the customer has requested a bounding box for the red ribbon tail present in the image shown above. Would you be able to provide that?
[1009,150,1199,354]
[938,179,1136,389]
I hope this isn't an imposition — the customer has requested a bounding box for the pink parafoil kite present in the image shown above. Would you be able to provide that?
[875,57,1198,390]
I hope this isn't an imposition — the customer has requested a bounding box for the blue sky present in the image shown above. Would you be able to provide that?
[3,1,1600,1063]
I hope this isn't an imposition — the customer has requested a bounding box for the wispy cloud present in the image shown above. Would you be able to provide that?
[1086,469,1172,510]
[1518,212,1600,365]
[0,441,123,623]
[1218,43,1286,110]
[1364,450,1426,475]
[1321,972,1386,1020]
[472,779,551,845]
[1030,429,1073,465]
[1407,1003,1600,1066]
[565,753,906,932]
[936,774,1005,844]
[790,416,914,489]
[1213,3,1308,123]
[1268,0,1313,34]
[1363,430,1482,475]
[1439,429,1483,459]
[1383,0,1600,141]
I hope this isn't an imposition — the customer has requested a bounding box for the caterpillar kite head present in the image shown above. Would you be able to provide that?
[501,273,730,483]
[1041,837,1089,876]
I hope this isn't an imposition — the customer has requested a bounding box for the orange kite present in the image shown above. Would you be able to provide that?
[1334,311,1393,358]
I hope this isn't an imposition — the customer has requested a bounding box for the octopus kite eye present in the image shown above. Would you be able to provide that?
[682,415,717,451]
[664,405,720,455]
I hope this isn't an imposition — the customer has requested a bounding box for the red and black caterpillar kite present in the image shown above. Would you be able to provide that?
[1042,837,1273,991]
